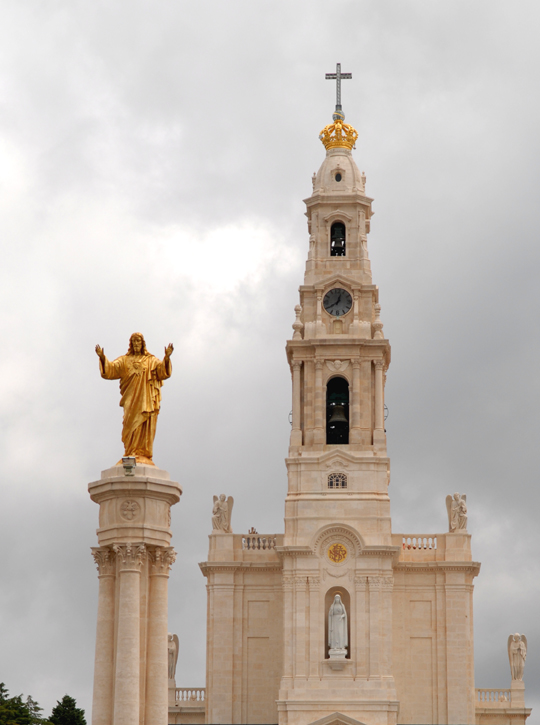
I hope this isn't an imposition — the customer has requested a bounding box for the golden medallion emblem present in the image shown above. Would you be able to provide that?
[328,542,347,564]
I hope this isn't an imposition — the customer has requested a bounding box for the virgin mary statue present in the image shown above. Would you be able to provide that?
[328,594,348,657]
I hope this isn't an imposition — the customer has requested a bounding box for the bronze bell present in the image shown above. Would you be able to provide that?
[328,404,348,425]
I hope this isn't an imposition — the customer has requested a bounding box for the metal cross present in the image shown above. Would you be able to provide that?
[325,63,352,114]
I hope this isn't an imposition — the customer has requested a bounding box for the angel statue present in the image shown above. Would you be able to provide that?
[508,633,527,681]
[328,593,348,657]
[96,332,173,465]
[168,633,179,681]
[446,493,468,532]
[212,494,234,533]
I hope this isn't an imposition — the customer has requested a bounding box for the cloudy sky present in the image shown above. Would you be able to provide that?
[0,0,539,720]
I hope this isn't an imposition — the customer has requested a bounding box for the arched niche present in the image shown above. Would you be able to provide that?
[330,221,346,256]
[324,586,351,659]
[326,376,349,444]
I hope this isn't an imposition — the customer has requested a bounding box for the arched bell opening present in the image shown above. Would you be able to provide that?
[326,376,349,444]
[324,586,351,659]
[330,221,346,257]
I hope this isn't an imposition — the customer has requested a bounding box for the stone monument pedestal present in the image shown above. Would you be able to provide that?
[89,464,182,725]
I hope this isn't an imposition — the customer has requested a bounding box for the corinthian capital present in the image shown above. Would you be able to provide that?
[113,543,146,570]
[149,546,177,575]
[91,546,115,577]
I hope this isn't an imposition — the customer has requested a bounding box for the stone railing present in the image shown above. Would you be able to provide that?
[476,688,511,706]
[401,536,437,550]
[242,535,278,550]
[175,688,206,704]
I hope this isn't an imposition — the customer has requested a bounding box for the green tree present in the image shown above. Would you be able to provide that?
[0,683,39,725]
[48,697,85,725]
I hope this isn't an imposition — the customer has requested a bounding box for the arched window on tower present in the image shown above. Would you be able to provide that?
[326,376,349,444]
[330,222,346,257]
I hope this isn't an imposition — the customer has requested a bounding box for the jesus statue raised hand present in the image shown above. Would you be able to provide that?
[96,332,173,466]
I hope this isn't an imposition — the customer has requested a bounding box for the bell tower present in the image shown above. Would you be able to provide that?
[278,67,399,725]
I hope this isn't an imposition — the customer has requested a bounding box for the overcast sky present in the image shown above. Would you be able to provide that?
[0,0,539,720]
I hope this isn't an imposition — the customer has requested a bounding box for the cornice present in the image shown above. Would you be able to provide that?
[275,546,313,558]
[199,561,283,576]
[394,561,481,575]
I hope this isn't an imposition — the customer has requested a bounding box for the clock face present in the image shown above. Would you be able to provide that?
[323,288,353,317]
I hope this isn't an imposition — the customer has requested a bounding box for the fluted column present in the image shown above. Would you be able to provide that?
[290,361,303,447]
[113,543,146,725]
[145,547,176,725]
[350,359,361,444]
[314,360,325,445]
[373,360,386,447]
[91,547,116,725]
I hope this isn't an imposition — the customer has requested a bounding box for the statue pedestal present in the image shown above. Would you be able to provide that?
[511,680,525,706]
[89,465,182,725]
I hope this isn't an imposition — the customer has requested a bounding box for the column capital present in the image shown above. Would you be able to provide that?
[352,359,361,370]
[373,359,385,371]
[149,546,177,576]
[91,546,116,577]
[282,576,294,591]
[308,576,321,591]
[113,543,146,571]
[315,359,324,370]
[292,360,302,372]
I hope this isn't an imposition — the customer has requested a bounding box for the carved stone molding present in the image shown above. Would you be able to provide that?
[113,543,146,571]
[313,525,364,558]
[293,576,308,588]
[120,499,140,521]
[326,360,350,373]
[282,576,294,591]
[354,575,368,589]
[323,458,350,469]
[91,546,115,577]
[149,546,177,575]
[308,576,321,589]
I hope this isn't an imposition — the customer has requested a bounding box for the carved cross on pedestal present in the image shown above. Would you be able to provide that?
[325,63,352,115]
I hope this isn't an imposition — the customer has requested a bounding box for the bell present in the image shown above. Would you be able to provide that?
[328,404,348,425]
[332,237,345,251]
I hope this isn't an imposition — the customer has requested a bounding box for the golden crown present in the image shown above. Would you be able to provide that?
[319,118,358,151]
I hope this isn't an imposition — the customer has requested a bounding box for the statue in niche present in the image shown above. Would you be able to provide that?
[446,493,468,532]
[96,332,173,465]
[508,633,527,681]
[212,494,234,533]
[168,633,179,681]
[328,593,348,657]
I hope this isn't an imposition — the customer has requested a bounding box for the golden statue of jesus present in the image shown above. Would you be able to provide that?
[96,332,173,465]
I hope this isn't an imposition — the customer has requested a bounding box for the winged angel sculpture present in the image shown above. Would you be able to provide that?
[508,633,527,681]
[446,493,468,532]
[168,633,179,681]
[212,494,234,533]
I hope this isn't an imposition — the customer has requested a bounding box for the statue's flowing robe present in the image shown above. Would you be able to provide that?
[100,352,171,461]
[328,598,348,650]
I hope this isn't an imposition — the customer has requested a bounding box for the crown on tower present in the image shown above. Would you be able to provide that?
[319,118,359,151]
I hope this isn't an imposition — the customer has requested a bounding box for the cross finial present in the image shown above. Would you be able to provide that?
[325,63,352,121]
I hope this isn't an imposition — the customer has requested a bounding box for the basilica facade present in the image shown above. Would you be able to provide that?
[172,102,530,725]
[88,82,531,725]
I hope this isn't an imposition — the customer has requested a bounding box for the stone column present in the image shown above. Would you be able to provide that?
[294,576,307,678]
[350,360,361,445]
[314,360,325,445]
[145,547,176,725]
[91,547,116,725]
[373,360,386,448]
[308,577,321,677]
[112,543,146,725]
[368,576,381,677]
[354,576,368,678]
[290,361,303,447]
[282,576,294,680]
[380,576,394,676]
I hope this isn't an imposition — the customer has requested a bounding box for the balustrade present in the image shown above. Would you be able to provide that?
[402,536,437,550]
[242,535,277,550]
[476,688,511,705]
[175,687,206,704]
